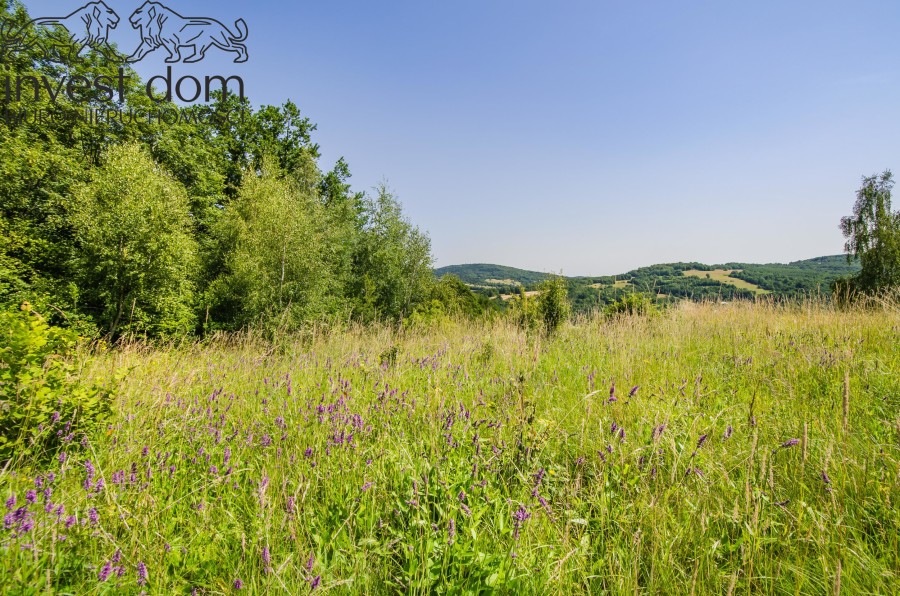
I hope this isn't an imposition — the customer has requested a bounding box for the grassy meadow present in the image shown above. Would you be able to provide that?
[2,299,899,594]
[682,270,771,295]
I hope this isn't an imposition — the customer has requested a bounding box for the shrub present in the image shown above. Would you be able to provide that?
[604,292,658,317]
[536,276,571,335]
[0,304,115,465]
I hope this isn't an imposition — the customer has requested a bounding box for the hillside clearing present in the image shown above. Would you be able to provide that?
[683,269,771,294]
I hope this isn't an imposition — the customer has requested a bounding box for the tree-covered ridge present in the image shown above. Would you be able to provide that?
[440,256,862,313]
[434,264,551,289]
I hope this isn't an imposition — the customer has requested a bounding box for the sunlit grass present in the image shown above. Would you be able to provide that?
[2,299,898,593]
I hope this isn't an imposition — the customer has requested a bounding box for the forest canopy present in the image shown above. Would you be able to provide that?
[0,0,457,337]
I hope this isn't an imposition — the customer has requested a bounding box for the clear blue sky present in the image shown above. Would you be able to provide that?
[34,0,900,275]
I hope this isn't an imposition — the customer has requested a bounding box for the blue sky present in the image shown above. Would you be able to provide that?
[32,0,900,275]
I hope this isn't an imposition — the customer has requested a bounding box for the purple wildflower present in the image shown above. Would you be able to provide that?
[64,515,76,529]
[306,553,314,571]
[98,561,112,582]
[821,470,831,484]
[653,424,666,440]
[512,505,531,539]
[780,438,800,448]
[58,452,67,464]
[448,518,455,544]
[696,434,708,449]
[5,495,15,510]
[262,546,271,571]
[361,482,373,492]
[137,561,148,586]
[233,578,244,590]
[724,425,734,440]
[83,460,95,491]
[629,385,639,397]
[88,508,99,526]
[310,575,321,589]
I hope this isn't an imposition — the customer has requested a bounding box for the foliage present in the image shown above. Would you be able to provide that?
[0,2,437,337]
[0,304,113,465]
[206,157,337,333]
[71,144,199,338]
[351,184,434,322]
[604,292,658,317]
[536,275,571,334]
[839,171,900,293]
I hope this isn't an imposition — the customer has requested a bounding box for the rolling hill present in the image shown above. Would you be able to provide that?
[435,255,860,312]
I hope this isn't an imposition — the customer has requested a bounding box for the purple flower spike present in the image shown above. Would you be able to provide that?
[137,561,148,586]
[821,471,831,484]
[723,425,734,440]
[5,495,15,510]
[310,575,321,589]
[629,386,639,397]
[780,438,799,448]
[98,561,112,582]
[233,578,244,589]
[696,434,708,449]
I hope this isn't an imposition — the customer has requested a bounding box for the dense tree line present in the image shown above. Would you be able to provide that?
[0,1,474,337]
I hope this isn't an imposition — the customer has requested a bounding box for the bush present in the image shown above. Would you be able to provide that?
[0,304,115,465]
[536,276,571,335]
[510,276,571,336]
[604,293,658,317]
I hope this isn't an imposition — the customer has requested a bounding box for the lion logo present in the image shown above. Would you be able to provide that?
[126,2,248,64]
[4,1,119,60]
[23,1,121,61]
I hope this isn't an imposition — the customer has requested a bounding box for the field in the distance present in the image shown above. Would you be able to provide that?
[2,301,899,593]
[683,269,771,294]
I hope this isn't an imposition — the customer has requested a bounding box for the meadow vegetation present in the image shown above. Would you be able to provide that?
[1,298,898,593]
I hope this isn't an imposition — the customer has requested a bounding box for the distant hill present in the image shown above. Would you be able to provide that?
[435,256,860,312]
[434,264,551,289]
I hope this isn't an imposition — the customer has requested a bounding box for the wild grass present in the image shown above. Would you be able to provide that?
[2,299,899,594]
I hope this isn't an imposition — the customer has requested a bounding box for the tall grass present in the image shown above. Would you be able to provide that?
[2,299,899,593]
